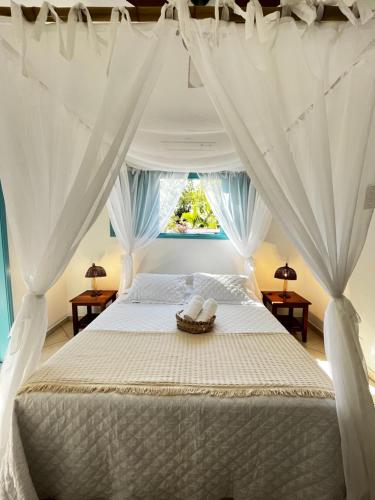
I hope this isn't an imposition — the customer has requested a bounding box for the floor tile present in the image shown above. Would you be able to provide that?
[40,320,73,366]
[61,320,74,339]
[305,331,325,353]
[44,328,69,347]
[40,341,68,365]
[305,346,327,362]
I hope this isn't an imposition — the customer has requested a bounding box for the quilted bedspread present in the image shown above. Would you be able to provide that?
[0,302,345,500]
[19,329,334,399]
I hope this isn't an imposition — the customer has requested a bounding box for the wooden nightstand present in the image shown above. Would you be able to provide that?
[70,290,117,335]
[261,291,311,343]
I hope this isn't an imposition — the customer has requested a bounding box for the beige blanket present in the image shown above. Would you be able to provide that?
[19,329,334,399]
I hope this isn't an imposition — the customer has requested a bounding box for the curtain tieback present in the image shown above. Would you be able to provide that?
[33,2,67,58]
[67,3,105,60]
[280,0,316,24]
[244,256,255,275]
[120,253,135,293]
[251,0,280,43]
[336,0,359,24]
[325,295,367,380]
[107,4,134,75]
[28,291,45,299]
[329,295,361,324]
[213,0,256,40]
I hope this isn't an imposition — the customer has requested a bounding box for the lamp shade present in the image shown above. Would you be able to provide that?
[274,263,297,281]
[85,263,106,278]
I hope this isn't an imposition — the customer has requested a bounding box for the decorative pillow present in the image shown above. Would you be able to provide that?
[124,273,187,304]
[192,272,255,304]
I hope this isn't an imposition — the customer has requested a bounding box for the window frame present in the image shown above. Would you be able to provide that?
[0,183,14,361]
[157,172,228,240]
[110,172,229,240]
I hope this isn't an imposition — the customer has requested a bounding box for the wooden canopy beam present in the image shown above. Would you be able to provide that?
[0,1,349,23]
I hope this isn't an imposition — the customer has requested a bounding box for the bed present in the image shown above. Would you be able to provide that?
[2,274,345,500]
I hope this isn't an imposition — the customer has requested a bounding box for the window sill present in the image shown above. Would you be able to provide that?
[158,232,228,240]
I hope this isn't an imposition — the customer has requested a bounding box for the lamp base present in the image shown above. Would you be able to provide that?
[278,279,290,299]
[90,290,102,297]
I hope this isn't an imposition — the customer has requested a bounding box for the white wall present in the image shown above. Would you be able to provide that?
[63,208,244,302]
[135,239,244,275]
[8,235,68,330]
[63,208,123,301]
[255,221,330,329]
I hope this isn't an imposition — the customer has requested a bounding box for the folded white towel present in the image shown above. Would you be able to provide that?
[196,298,218,322]
[183,295,204,321]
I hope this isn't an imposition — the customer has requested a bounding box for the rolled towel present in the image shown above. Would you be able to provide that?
[183,295,204,321]
[197,298,218,322]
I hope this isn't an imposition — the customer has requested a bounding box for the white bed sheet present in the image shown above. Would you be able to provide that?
[87,298,288,334]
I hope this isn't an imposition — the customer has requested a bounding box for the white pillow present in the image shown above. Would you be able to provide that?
[124,273,187,304]
[192,272,255,304]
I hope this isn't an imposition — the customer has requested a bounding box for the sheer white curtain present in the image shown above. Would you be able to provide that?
[0,5,173,459]
[107,166,187,292]
[199,171,271,298]
[178,10,375,499]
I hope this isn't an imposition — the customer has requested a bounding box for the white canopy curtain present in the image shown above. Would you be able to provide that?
[0,3,173,462]
[199,171,271,298]
[174,5,375,498]
[107,166,187,292]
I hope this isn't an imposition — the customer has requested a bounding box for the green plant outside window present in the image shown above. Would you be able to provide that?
[158,173,227,240]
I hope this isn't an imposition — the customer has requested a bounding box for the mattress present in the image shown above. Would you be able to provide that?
[1,300,345,500]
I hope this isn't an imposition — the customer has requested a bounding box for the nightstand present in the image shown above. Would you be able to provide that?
[70,290,117,335]
[261,291,311,343]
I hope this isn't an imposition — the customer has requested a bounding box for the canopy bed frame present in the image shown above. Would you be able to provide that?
[0,1,374,499]
[0,0,352,22]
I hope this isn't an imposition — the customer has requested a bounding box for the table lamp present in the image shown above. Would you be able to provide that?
[274,262,297,299]
[85,263,106,297]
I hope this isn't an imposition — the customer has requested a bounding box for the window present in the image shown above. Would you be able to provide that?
[158,173,227,240]
[109,171,228,240]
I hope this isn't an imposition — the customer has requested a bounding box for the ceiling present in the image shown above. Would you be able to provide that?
[128,27,240,171]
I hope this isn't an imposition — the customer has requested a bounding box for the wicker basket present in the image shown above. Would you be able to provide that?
[176,310,216,334]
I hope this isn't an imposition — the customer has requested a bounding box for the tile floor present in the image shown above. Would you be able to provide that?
[40,319,74,365]
[41,320,375,399]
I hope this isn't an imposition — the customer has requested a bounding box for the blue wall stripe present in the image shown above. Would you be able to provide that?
[0,184,14,361]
